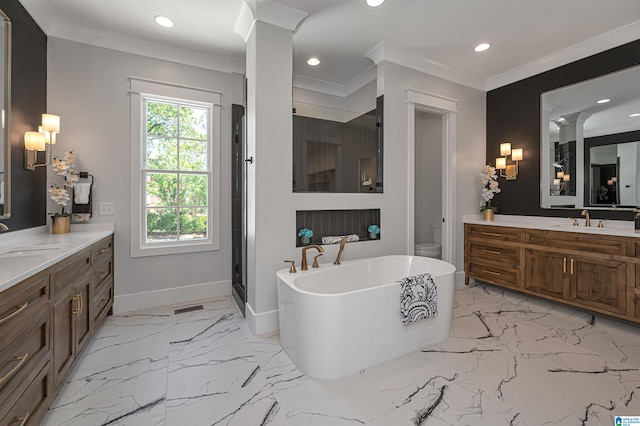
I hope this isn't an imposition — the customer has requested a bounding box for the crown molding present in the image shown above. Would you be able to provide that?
[48,20,245,75]
[365,41,486,91]
[294,65,376,98]
[486,20,640,91]
[234,0,307,41]
[17,0,58,33]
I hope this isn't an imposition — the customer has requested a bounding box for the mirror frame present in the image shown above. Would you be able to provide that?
[0,8,10,219]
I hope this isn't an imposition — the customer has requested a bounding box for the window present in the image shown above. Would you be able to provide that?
[130,78,221,257]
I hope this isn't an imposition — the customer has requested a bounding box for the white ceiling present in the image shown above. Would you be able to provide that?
[17,0,640,93]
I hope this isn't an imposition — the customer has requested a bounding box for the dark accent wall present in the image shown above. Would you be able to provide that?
[293,96,383,194]
[296,209,380,247]
[486,39,640,220]
[0,0,47,231]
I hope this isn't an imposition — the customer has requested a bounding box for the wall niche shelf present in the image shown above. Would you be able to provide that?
[296,209,380,247]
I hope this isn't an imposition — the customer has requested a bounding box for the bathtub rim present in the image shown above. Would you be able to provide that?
[276,254,456,297]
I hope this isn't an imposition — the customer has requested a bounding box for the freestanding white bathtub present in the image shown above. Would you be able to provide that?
[276,255,456,380]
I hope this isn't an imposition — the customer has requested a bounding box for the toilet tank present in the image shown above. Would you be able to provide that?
[432,225,442,244]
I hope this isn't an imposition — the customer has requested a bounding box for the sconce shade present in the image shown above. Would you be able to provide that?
[511,148,523,161]
[25,131,46,151]
[612,176,617,183]
[553,178,561,185]
[556,171,564,179]
[500,142,511,156]
[41,114,60,133]
[495,157,506,169]
[563,174,570,182]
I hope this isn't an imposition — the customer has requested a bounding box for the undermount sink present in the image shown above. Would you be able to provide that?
[0,244,62,259]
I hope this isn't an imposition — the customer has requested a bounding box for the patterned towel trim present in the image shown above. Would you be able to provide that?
[399,273,438,325]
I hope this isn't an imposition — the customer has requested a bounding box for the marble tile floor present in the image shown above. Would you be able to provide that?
[42,282,640,426]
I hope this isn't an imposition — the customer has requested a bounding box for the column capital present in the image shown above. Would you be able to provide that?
[234,0,308,42]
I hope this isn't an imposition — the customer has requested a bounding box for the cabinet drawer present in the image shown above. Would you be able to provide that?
[0,275,49,352]
[466,224,522,243]
[0,364,51,426]
[0,312,50,421]
[92,236,113,265]
[93,277,113,326]
[467,241,520,266]
[93,256,113,288]
[467,260,519,288]
[526,230,627,256]
[51,250,91,295]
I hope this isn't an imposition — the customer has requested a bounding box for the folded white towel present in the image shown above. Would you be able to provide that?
[74,183,91,204]
[321,234,360,245]
[399,273,437,325]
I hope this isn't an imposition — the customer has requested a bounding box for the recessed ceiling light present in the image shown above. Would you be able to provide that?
[307,57,320,66]
[474,43,491,52]
[631,113,640,117]
[154,15,174,28]
[597,98,610,104]
[366,0,385,7]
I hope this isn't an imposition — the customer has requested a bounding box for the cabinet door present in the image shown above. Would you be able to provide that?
[524,249,568,299]
[53,287,77,388]
[75,273,92,355]
[570,256,627,315]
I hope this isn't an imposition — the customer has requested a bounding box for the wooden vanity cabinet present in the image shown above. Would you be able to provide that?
[0,273,52,426]
[0,234,114,425]
[464,224,523,288]
[465,223,636,324]
[91,236,114,326]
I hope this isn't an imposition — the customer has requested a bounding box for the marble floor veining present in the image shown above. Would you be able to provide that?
[42,282,640,425]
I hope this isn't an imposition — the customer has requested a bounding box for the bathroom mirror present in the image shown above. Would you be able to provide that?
[584,139,640,208]
[292,81,383,193]
[540,65,640,210]
[0,9,10,219]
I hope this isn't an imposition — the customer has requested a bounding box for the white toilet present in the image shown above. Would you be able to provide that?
[415,225,442,259]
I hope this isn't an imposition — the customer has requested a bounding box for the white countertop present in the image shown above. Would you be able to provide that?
[0,223,114,293]
[464,214,640,238]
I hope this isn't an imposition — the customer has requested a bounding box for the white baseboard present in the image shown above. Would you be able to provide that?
[113,280,231,314]
[245,303,279,336]
[455,271,466,287]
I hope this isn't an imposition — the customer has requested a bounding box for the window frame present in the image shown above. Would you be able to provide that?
[130,78,221,257]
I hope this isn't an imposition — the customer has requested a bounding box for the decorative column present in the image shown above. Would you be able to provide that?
[234,1,307,334]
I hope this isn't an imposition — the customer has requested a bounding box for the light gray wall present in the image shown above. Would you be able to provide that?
[47,38,234,310]
[46,35,485,323]
[379,61,486,273]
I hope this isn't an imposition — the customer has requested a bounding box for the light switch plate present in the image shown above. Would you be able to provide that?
[99,202,115,215]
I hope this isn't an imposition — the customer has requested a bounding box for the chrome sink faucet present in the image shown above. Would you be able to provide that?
[581,209,590,227]
[0,223,8,232]
[301,245,324,271]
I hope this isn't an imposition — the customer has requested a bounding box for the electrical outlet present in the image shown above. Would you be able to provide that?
[99,202,115,215]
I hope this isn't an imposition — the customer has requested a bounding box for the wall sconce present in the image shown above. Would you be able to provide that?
[495,142,523,180]
[24,114,60,170]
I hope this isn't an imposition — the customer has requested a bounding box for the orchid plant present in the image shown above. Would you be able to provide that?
[480,164,501,212]
[49,151,79,217]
